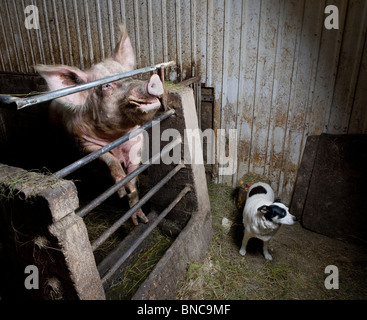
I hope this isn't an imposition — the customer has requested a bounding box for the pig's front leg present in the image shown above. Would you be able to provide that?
[83,145,147,225]
[126,163,149,226]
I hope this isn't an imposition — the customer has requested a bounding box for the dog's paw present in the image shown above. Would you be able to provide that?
[264,252,273,261]
[239,248,247,256]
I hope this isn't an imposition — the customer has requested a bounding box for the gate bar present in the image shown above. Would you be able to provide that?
[13,61,176,109]
[92,163,185,252]
[54,109,175,179]
[75,136,182,218]
[100,185,191,284]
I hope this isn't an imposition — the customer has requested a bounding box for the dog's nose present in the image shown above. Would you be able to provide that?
[293,216,298,222]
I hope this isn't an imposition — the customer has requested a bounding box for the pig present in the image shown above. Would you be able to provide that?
[35,25,163,225]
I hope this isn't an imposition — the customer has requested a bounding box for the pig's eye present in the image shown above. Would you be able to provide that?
[102,83,112,90]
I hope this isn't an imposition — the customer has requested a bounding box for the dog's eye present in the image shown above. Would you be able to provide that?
[270,205,286,218]
[278,209,286,218]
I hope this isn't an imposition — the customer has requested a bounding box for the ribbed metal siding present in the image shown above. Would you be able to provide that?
[1,0,367,202]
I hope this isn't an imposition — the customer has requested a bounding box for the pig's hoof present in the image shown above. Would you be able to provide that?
[137,211,149,224]
[131,211,149,225]
[117,186,127,198]
[131,214,139,226]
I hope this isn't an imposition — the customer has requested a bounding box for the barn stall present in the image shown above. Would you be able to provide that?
[0,0,367,300]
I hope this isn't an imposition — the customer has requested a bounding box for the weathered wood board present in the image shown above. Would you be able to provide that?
[291,134,367,242]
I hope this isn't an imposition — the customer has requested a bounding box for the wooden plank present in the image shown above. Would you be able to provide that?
[236,0,261,183]
[175,0,183,81]
[8,0,30,72]
[206,0,225,126]
[43,0,60,67]
[206,0,225,182]
[146,0,155,65]
[327,0,367,134]
[160,0,169,64]
[249,0,281,178]
[302,134,367,241]
[190,0,197,77]
[136,0,150,69]
[42,0,56,65]
[61,0,73,66]
[10,1,32,72]
[107,0,116,51]
[193,0,208,83]
[2,0,21,71]
[149,0,164,65]
[0,44,5,71]
[22,0,37,69]
[31,0,46,65]
[348,33,367,134]
[289,135,320,221]
[84,0,101,65]
[73,0,88,69]
[0,7,12,72]
[95,0,110,61]
[278,0,325,202]
[83,0,95,67]
[308,0,348,135]
[174,0,190,81]
[220,0,242,185]
[265,0,303,194]
[60,0,82,67]
[165,0,178,81]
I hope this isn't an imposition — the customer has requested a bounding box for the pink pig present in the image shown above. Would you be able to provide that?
[36,25,163,225]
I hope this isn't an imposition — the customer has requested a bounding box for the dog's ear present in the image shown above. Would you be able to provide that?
[258,206,270,214]
[259,205,276,221]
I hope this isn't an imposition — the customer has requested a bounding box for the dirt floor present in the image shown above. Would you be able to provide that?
[177,180,367,300]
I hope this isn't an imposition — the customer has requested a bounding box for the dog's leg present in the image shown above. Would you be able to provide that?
[239,231,251,256]
[263,240,273,260]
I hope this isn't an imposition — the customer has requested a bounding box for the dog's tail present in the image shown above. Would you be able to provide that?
[234,182,253,212]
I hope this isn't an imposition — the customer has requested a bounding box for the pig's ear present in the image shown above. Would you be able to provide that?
[34,64,88,106]
[111,24,135,71]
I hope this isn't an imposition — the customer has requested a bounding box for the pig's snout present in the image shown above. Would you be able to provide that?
[147,74,164,97]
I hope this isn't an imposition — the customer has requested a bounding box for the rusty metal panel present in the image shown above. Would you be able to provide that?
[1,0,367,202]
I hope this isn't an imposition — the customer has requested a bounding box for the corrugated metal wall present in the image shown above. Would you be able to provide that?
[1,0,367,202]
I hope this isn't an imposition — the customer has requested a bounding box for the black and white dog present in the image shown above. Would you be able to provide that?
[239,182,297,260]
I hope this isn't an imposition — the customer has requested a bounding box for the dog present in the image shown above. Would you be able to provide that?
[239,182,297,260]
